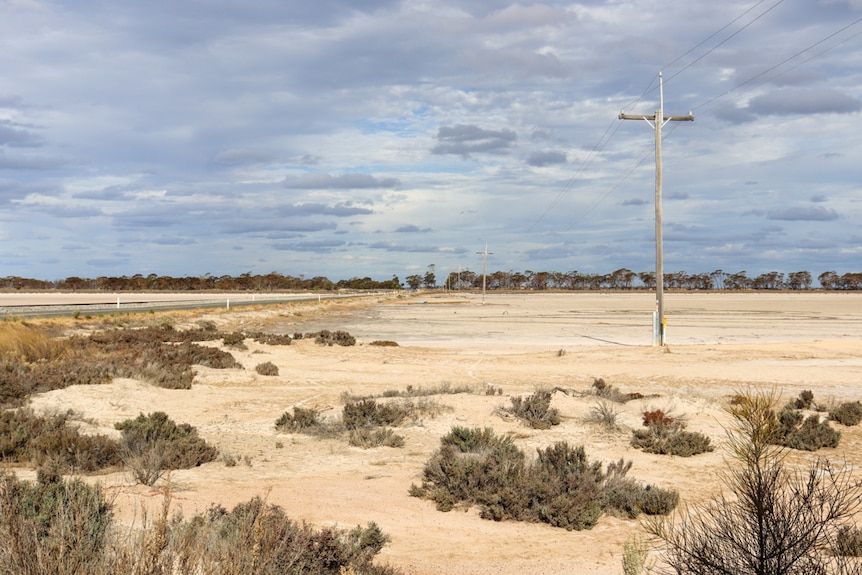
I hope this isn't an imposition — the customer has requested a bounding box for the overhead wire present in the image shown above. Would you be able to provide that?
[527,0,789,234]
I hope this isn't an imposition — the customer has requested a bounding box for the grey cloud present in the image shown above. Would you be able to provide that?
[810,194,828,203]
[222,220,338,234]
[666,192,689,200]
[369,241,465,254]
[150,236,197,245]
[748,88,862,116]
[622,198,648,206]
[213,148,278,165]
[280,202,373,217]
[527,151,567,167]
[283,173,401,189]
[272,239,348,252]
[432,124,517,157]
[395,224,432,233]
[0,120,44,148]
[767,206,840,221]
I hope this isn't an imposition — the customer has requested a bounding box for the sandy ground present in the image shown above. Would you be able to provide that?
[23,291,862,575]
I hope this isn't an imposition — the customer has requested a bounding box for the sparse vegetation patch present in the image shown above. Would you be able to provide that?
[410,426,678,530]
[630,409,714,457]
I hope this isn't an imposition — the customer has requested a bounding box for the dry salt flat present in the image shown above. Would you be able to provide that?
[25,291,862,575]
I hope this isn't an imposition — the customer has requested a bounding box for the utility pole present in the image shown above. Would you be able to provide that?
[619,72,693,346]
[476,243,494,304]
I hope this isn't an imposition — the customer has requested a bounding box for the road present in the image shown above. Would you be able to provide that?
[0,291,391,318]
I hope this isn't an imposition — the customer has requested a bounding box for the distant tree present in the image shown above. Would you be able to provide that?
[405,274,423,290]
[638,272,656,290]
[787,271,812,290]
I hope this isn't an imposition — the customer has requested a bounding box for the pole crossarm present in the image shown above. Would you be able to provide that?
[618,72,693,346]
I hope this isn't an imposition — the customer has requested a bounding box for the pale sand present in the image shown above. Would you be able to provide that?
[25,291,862,574]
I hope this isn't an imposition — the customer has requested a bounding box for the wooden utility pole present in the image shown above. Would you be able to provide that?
[619,72,693,346]
[476,243,494,304]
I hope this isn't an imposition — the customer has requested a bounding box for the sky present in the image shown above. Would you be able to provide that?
[1,0,861,283]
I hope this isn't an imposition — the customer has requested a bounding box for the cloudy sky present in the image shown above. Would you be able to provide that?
[2,0,860,283]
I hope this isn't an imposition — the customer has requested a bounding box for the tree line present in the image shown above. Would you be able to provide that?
[413,268,862,291]
[1,268,860,293]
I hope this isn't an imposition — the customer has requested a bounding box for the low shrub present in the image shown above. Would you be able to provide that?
[586,401,619,431]
[115,412,218,485]
[0,471,113,575]
[249,331,293,345]
[255,361,279,376]
[369,340,399,347]
[592,378,644,403]
[505,389,561,429]
[829,401,862,426]
[348,427,405,449]
[410,427,677,530]
[275,406,323,432]
[630,410,714,457]
[309,330,356,346]
[222,332,245,347]
[0,473,400,575]
[343,399,408,429]
[790,389,816,410]
[773,408,840,451]
[0,408,121,472]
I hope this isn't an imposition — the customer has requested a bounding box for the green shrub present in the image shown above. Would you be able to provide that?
[505,389,561,429]
[773,408,840,451]
[630,409,714,457]
[255,361,279,376]
[829,401,862,426]
[369,340,399,347]
[115,412,218,485]
[410,427,677,531]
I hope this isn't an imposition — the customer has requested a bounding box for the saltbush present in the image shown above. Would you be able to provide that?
[505,389,561,429]
[829,401,862,427]
[343,399,408,429]
[410,426,677,530]
[115,411,218,485]
[255,361,279,376]
[630,410,714,457]
[773,408,840,451]
[834,525,862,557]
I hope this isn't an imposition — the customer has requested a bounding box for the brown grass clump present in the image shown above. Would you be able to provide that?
[0,322,69,363]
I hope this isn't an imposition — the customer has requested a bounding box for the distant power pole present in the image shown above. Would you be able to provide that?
[619,71,693,346]
[476,243,494,304]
